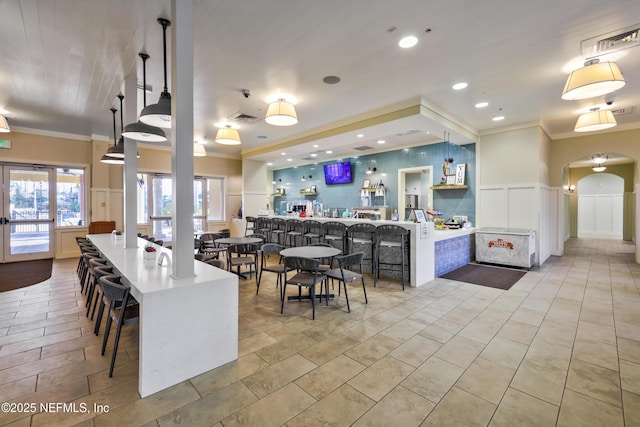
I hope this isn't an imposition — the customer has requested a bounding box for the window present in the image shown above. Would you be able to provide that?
[56,168,85,226]
[143,173,225,238]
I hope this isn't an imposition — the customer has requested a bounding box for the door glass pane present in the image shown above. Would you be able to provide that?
[9,169,50,220]
[56,168,85,226]
[207,178,224,220]
[10,223,50,255]
[137,174,148,224]
[151,177,172,217]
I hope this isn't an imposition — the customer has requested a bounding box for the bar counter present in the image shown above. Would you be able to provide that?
[260,216,475,286]
[87,234,238,397]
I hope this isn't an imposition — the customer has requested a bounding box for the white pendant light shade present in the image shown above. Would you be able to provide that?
[0,115,10,132]
[562,61,626,101]
[574,109,617,132]
[193,143,206,157]
[265,99,298,126]
[215,126,241,145]
[100,154,124,164]
[592,164,606,172]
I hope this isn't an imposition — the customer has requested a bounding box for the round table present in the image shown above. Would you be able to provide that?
[214,237,263,246]
[280,246,341,259]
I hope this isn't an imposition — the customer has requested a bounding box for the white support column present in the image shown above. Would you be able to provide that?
[171,0,195,278]
[123,73,139,248]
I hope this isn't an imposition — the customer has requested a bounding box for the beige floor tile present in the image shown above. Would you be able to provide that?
[511,359,567,405]
[390,335,441,367]
[557,389,624,427]
[238,331,278,357]
[188,356,266,396]
[287,384,374,427]
[572,339,619,371]
[401,356,465,404]
[433,335,485,368]
[156,381,257,427]
[94,381,199,427]
[535,319,577,349]
[342,317,393,342]
[455,357,515,404]
[479,336,528,369]
[420,387,496,427]
[489,387,558,427]
[221,383,315,427]
[353,385,434,427]
[618,336,640,364]
[254,333,318,365]
[0,348,41,371]
[566,359,622,407]
[348,356,414,401]
[299,333,360,365]
[0,375,37,402]
[575,320,616,346]
[620,359,640,395]
[623,390,640,427]
[525,338,573,371]
[418,318,464,344]
[496,319,538,345]
[379,318,426,342]
[242,354,316,399]
[295,354,366,399]
[510,307,547,327]
[344,334,402,366]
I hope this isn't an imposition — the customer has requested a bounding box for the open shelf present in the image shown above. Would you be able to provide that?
[432,185,469,190]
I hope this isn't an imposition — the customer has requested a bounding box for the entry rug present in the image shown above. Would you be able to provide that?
[0,259,54,292]
[441,263,526,290]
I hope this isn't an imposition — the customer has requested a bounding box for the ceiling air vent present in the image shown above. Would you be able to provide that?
[229,112,261,124]
[611,106,636,116]
[396,129,421,137]
[582,24,640,59]
[353,145,374,151]
[301,157,316,161]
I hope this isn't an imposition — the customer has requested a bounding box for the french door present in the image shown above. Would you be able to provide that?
[1,165,55,262]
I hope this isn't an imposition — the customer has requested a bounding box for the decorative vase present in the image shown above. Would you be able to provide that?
[143,251,157,260]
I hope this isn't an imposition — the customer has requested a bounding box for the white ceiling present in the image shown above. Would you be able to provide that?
[1,0,639,169]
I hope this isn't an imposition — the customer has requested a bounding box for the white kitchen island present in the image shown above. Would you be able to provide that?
[88,234,238,398]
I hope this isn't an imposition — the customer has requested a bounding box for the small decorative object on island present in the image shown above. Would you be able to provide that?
[143,244,157,260]
[111,230,123,241]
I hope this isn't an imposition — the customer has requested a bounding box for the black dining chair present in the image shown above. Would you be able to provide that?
[324,252,368,313]
[226,243,260,279]
[257,243,288,297]
[282,256,327,320]
[99,275,140,377]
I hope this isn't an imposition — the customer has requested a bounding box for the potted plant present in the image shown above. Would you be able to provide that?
[143,244,157,260]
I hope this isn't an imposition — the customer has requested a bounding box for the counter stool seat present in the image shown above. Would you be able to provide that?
[374,224,410,290]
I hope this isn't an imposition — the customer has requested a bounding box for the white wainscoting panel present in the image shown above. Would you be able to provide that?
[578,193,623,238]
[478,187,508,228]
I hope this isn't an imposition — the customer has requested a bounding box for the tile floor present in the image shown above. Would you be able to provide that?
[0,237,639,426]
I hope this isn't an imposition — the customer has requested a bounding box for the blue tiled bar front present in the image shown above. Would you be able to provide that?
[434,229,476,277]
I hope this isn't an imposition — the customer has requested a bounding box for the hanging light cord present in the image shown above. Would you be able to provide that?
[117,94,124,134]
[111,108,117,147]
[141,53,149,106]
[159,18,171,95]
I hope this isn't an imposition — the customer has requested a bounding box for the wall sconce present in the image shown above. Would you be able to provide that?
[569,185,576,193]
[366,167,377,175]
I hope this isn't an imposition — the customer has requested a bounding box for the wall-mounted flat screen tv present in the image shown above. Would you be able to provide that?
[324,161,352,185]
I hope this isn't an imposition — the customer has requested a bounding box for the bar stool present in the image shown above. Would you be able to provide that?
[269,218,286,245]
[285,219,304,247]
[86,257,109,317]
[245,216,257,236]
[255,217,271,240]
[346,223,376,274]
[99,275,140,377]
[322,221,347,253]
[303,220,323,245]
[374,224,410,290]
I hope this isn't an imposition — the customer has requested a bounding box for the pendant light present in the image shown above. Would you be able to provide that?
[100,108,124,165]
[265,98,298,126]
[215,124,241,145]
[193,143,206,157]
[592,164,606,172]
[562,59,626,101]
[0,115,10,133]
[574,108,617,132]
[140,18,172,128]
[122,53,167,142]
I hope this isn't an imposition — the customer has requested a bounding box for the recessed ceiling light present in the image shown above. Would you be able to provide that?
[310,153,317,157]
[399,35,418,48]
[286,158,293,162]
[267,162,273,166]
[492,116,505,121]
[475,102,489,108]
[377,139,386,144]
[313,144,319,148]
[326,150,333,154]
[281,152,286,155]
[452,82,468,90]
[357,134,364,138]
